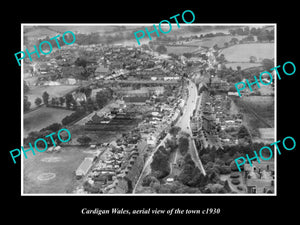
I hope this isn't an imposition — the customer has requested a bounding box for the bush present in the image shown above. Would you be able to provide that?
[83,181,101,193]
[61,110,86,126]
[219,165,231,174]
[230,160,244,171]
[151,147,170,179]
[237,185,244,191]
[142,175,159,187]
[231,179,240,185]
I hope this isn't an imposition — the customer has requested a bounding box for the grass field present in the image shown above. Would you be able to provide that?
[25,85,78,107]
[258,128,275,140]
[165,45,198,55]
[234,96,274,127]
[23,146,95,194]
[24,107,74,137]
[221,43,274,62]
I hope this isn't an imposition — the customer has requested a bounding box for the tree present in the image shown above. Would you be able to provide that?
[77,135,92,145]
[201,153,211,165]
[217,54,226,63]
[40,123,62,133]
[249,56,257,63]
[156,45,167,54]
[169,126,181,137]
[24,96,31,112]
[95,89,112,109]
[230,37,239,45]
[86,98,95,112]
[82,87,92,98]
[75,57,88,70]
[51,97,56,106]
[238,125,249,139]
[224,42,229,48]
[24,81,30,93]
[178,163,195,185]
[213,44,219,50]
[59,97,65,106]
[178,136,189,155]
[183,53,193,59]
[229,29,237,36]
[262,58,274,71]
[245,35,254,42]
[151,146,170,179]
[42,91,49,106]
[230,160,244,172]
[65,93,74,109]
[34,97,42,107]
[165,138,177,152]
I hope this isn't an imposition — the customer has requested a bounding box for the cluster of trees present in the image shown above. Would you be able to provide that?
[237,125,252,144]
[182,52,193,59]
[141,174,202,193]
[176,154,231,193]
[24,96,31,112]
[156,45,167,54]
[229,27,274,42]
[65,93,77,109]
[61,109,86,126]
[178,136,189,155]
[95,88,113,109]
[36,33,76,51]
[37,85,109,113]
[24,81,30,93]
[77,135,92,145]
[83,180,101,193]
[150,145,171,179]
[24,123,63,147]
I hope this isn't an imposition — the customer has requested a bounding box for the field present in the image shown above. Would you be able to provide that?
[164,35,254,55]
[24,107,74,137]
[165,45,198,55]
[221,43,274,62]
[23,146,95,194]
[25,85,79,107]
[258,128,275,141]
[231,96,275,139]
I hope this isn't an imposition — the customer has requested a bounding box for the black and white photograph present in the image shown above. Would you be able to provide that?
[4,4,298,221]
[21,24,276,195]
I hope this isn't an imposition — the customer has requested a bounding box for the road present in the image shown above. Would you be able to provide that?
[132,80,206,193]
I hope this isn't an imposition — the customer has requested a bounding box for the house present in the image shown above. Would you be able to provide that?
[244,161,275,194]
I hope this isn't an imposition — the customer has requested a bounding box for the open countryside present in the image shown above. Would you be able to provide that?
[221,43,274,62]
